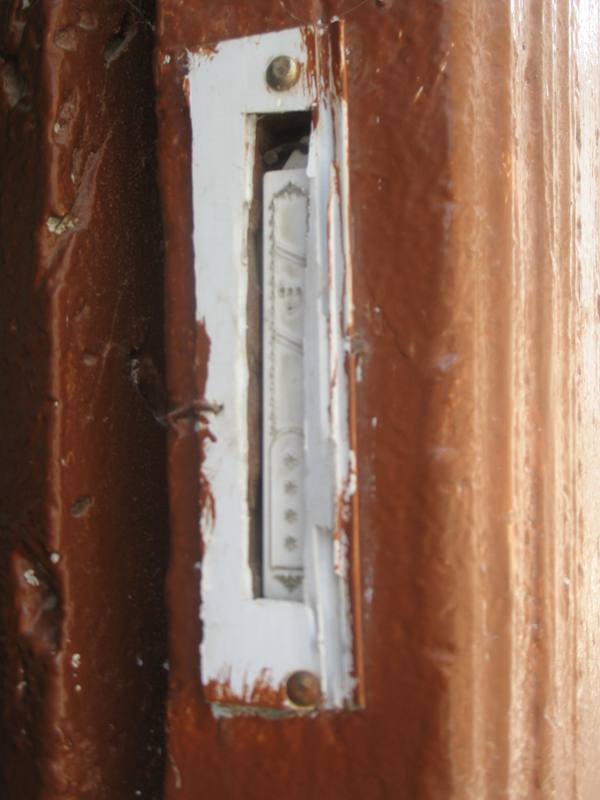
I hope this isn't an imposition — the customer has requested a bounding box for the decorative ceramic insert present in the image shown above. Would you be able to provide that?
[188,25,360,712]
[263,168,308,602]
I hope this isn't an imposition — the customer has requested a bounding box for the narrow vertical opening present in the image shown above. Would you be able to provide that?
[246,111,311,598]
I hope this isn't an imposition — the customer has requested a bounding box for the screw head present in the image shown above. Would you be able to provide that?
[286,670,320,707]
[266,55,301,91]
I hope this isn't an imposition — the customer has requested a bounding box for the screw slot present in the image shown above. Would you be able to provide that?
[286,670,320,707]
[266,55,301,91]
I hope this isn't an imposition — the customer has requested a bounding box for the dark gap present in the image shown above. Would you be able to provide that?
[104,12,136,64]
[247,110,312,598]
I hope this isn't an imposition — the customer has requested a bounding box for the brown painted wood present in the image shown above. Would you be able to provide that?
[156,1,600,798]
[0,2,168,797]
[0,0,598,797]
[156,2,455,798]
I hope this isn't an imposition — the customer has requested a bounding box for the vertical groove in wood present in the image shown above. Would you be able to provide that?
[448,1,600,797]
[0,2,168,797]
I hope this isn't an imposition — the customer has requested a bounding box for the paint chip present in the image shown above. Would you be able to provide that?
[436,353,459,373]
[47,214,77,235]
[70,495,92,518]
[23,569,39,587]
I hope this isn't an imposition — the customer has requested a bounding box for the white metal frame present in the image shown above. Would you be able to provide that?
[188,25,356,711]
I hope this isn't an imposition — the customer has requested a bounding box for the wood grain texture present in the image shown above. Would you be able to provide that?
[448,2,600,797]
[157,1,600,798]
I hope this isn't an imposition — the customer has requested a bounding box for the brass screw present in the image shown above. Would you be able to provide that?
[266,55,301,91]
[286,670,320,707]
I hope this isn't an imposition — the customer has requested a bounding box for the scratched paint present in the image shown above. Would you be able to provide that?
[157,1,600,798]
[0,1,168,797]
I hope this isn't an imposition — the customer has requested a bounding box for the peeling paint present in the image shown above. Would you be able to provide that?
[46,213,78,235]
[189,25,360,712]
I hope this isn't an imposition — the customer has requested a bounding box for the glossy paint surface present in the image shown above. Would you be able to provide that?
[0,1,168,797]
[0,0,598,797]
[156,0,600,798]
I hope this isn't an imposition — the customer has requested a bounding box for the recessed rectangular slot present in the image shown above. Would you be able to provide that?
[247,112,311,601]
